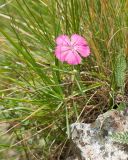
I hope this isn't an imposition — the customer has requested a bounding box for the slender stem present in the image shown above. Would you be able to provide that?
[55,58,61,83]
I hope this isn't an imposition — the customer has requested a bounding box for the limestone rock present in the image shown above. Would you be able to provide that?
[70,110,128,160]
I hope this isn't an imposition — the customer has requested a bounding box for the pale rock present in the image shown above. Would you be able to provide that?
[69,110,128,160]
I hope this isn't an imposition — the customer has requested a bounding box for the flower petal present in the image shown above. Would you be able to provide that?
[55,46,69,62]
[65,50,81,65]
[71,34,87,46]
[56,35,70,46]
[76,45,90,57]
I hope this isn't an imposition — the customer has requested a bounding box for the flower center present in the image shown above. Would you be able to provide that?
[69,44,76,51]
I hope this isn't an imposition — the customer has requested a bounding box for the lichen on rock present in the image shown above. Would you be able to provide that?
[69,110,128,160]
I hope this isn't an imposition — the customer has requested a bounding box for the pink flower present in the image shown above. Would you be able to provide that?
[55,34,90,65]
